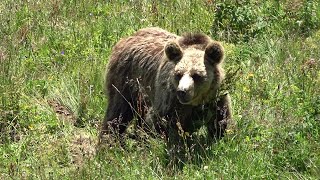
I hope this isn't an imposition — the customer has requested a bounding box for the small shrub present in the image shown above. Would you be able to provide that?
[212,0,320,42]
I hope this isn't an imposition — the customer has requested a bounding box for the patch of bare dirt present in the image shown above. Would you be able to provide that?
[47,99,76,124]
[70,130,96,167]
[47,99,97,167]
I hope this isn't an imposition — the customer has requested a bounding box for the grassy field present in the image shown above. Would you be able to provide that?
[1,0,319,179]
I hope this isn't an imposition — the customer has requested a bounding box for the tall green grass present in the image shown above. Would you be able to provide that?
[1,0,319,179]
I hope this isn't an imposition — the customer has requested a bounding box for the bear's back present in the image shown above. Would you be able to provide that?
[109,27,178,67]
[106,27,178,101]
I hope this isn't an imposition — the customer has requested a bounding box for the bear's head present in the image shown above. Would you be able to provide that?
[165,35,225,105]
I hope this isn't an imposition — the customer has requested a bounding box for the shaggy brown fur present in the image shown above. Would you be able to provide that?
[100,27,231,147]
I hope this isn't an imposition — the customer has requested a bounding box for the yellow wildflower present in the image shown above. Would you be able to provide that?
[248,73,254,78]
[243,86,250,92]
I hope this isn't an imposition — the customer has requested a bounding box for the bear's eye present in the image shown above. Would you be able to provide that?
[192,73,202,81]
[175,73,183,80]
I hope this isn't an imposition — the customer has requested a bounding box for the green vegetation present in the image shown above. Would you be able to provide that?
[1,0,319,179]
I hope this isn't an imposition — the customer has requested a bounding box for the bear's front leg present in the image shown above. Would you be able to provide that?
[166,125,185,169]
[141,107,166,137]
[166,117,194,170]
[207,93,232,139]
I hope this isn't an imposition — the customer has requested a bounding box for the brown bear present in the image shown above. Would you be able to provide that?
[100,27,231,149]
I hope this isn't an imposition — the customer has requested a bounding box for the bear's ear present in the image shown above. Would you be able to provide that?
[165,41,183,62]
[205,41,224,64]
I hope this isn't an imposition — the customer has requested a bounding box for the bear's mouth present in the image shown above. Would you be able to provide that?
[176,90,192,104]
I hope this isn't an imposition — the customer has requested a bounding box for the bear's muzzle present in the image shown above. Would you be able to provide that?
[177,75,194,104]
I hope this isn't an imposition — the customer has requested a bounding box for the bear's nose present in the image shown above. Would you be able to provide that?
[176,90,187,99]
[177,90,189,103]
